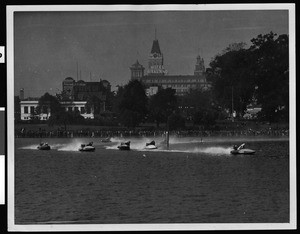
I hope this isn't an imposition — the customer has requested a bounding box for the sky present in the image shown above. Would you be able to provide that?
[13,8,289,98]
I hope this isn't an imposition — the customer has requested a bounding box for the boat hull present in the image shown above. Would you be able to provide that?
[145,145,157,150]
[37,145,51,150]
[117,146,130,151]
[79,146,95,152]
[230,149,255,155]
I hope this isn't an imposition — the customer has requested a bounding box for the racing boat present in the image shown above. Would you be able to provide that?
[79,142,95,152]
[230,143,255,155]
[37,142,51,150]
[145,140,157,149]
[117,141,130,150]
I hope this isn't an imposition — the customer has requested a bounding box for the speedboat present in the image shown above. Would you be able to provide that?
[79,142,95,152]
[230,143,255,155]
[117,141,130,150]
[37,142,51,150]
[101,137,111,143]
[145,140,157,149]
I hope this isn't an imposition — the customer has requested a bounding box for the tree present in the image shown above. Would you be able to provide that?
[221,42,247,54]
[118,80,148,128]
[48,110,84,131]
[148,88,178,128]
[180,89,219,127]
[168,113,185,130]
[85,95,102,117]
[36,92,62,118]
[111,85,125,115]
[208,32,289,123]
[36,92,82,130]
[249,32,289,122]
[209,45,256,118]
[193,109,218,127]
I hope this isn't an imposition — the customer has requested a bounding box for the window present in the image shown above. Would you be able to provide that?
[30,106,35,114]
[74,107,79,112]
[24,106,28,114]
[68,107,72,112]
[80,107,85,114]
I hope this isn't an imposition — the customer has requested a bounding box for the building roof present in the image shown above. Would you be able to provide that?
[150,39,162,54]
[131,60,144,69]
[64,77,74,81]
[21,97,39,101]
[143,74,206,79]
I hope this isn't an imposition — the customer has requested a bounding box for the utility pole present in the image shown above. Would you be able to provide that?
[166,114,170,150]
[231,86,234,122]
[76,61,79,82]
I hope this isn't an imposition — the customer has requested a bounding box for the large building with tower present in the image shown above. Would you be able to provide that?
[130,36,211,96]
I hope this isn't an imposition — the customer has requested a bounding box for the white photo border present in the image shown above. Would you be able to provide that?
[7,4,296,231]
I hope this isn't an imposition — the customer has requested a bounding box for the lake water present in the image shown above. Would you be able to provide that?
[14,136,290,224]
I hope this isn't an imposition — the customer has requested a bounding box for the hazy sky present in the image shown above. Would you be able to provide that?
[13,9,288,97]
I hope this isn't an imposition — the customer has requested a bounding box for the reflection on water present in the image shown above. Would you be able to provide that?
[15,137,289,224]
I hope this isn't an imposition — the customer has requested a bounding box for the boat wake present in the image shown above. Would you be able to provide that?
[56,139,86,151]
[20,138,232,155]
[19,144,40,150]
[104,139,232,155]
[20,139,88,151]
[142,146,232,155]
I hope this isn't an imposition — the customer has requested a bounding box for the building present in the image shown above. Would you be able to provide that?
[62,78,111,101]
[19,78,112,121]
[243,104,262,119]
[61,78,111,112]
[20,99,95,121]
[20,99,49,121]
[130,36,211,96]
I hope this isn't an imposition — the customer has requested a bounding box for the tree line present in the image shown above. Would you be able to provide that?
[16,32,289,130]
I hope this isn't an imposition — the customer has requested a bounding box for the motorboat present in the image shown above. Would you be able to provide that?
[37,142,51,150]
[101,137,111,143]
[117,141,130,150]
[230,143,255,155]
[145,140,157,150]
[79,142,95,152]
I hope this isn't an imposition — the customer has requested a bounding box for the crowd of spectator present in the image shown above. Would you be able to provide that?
[15,126,289,138]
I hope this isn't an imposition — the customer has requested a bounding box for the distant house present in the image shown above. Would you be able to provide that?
[20,99,49,121]
[243,104,262,119]
[20,99,95,121]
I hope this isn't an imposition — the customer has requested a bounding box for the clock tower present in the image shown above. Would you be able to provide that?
[147,33,167,76]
